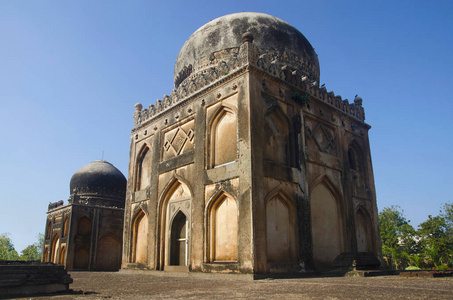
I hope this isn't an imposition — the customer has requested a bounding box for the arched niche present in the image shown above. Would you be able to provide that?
[265,191,297,263]
[96,235,121,270]
[208,106,237,168]
[45,220,51,239]
[51,235,60,264]
[63,217,69,237]
[77,216,92,236]
[207,191,238,262]
[310,179,345,268]
[169,211,189,266]
[59,245,66,265]
[355,208,374,253]
[348,141,365,173]
[131,209,148,263]
[73,248,89,269]
[158,178,192,269]
[264,107,293,166]
[136,145,152,191]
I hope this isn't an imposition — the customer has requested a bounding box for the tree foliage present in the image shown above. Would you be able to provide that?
[0,233,19,260]
[19,233,43,261]
[379,206,416,269]
[380,203,453,270]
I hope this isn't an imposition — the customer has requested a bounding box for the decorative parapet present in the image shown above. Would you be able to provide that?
[48,200,64,211]
[133,33,365,128]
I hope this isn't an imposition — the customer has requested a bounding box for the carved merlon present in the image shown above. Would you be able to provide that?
[133,35,365,129]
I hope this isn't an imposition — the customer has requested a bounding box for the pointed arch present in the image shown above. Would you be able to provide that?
[50,234,60,264]
[355,206,374,253]
[135,143,152,191]
[207,105,238,168]
[264,105,294,166]
[59,244,66,265]
[206,190,238,262]
[169,210,189,266]
[157,176,192,269]
[265,189,297,263]
[63,217,69,237]
[131,208,148,263]
[96,234,121,270]
[73,247,89,269]
[348,140,365,172]
[45,220,52,239]
[309,175,345,269]
[77,216,92,236]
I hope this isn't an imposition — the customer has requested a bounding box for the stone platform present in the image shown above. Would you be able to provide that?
[0,261,72,298]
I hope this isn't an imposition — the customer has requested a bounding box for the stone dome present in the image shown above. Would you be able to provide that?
[174,12,320,87]
[70,160,126,196]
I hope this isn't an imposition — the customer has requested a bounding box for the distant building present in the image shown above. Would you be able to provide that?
[122,12,381,274]
[42,160,126,271]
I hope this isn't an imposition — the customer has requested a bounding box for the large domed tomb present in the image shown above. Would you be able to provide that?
[126,12,381,274]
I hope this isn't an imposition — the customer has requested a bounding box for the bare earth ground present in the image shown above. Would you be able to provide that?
[20,271,453,300]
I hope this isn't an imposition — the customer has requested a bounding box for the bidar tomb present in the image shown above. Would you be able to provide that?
[43,160,126,271]
[123,12,381,274]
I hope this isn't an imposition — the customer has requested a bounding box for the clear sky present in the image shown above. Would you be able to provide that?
[1,0,452,253]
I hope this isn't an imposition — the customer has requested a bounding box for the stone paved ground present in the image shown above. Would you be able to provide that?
[20,271,453,299]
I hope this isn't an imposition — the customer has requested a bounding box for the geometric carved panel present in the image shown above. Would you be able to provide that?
[305,121,336,156]
[163,120,195,161]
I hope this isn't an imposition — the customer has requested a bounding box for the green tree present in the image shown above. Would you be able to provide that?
[0,233,19,260]
[379,206,416,269]
[19,233,44,261]
[417,214,452,267]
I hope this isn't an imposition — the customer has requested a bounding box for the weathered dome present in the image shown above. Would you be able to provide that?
[70,160,126,196]
[174,12,320,87]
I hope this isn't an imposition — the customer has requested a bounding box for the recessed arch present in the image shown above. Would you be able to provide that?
[50,234,60,264]
[355,206,374,253]
[265,189,297,263]
[77,216,92,236]
[169,210,189,266]
[207,105,238,168]
[264,106,294,166]
[59,244,66,265]
[135,144,152,191]
[63,217,69,237]
[45,220,51,239]
[206,190,238,262]
[73,248,89,269]
[348,140,365,172]
[157,176,192,269]
[131,208,148,263]
[96,234,121,270]
[309,175,345,269]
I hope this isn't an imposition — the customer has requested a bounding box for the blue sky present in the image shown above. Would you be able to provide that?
[1,0,452,252]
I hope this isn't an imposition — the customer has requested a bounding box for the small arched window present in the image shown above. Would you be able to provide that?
[136,146,152,191]
[208,107,237,168]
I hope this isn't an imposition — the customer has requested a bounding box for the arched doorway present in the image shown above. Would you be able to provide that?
[159,178,192,270]
[310,181,345,269]
[266,192,296,263]
[170,211,188,266]
[355,208,373,253]
[96,235,121,270]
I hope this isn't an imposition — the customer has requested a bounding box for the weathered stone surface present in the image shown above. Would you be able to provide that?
[42,160,126,271]
[0,261,72,298]
[123,12,381,275]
